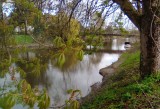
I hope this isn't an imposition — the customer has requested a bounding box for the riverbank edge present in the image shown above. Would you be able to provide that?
[79,49,127,103]
[79,44,140,106]
[80,42,160,109]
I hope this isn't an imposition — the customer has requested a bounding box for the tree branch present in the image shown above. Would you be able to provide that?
[113,0,141,29]
[68,0,82,23]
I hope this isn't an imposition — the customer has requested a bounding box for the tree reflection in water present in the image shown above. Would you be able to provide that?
[0,37,130,107]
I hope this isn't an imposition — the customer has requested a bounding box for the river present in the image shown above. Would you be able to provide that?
[0,37,131,108]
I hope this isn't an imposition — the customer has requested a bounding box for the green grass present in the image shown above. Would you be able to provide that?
[81,50,160,109]
[14,35,33,44]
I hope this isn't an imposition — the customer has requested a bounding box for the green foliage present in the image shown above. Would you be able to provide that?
[51,34,104,68]
[52,36,85,67]
[33,13,44,37]
[68,19,80,39]
[9,0,41,34]
[65,100,80,109]
[44,13,80,40]
[65,89,81,109]
[126,73,160,94]
[0,59,11,78]
[19,80,50,108]
[103,0,109,5]
[0,93,16,109]
[0,79,50,109]
[120,51,140,70]
[85,35,104,50]
[53,36,84,50]
[122,92,132,101]
[0,21,14,47]
[0,21,14,36]
[16,58,42,78]
[66,37,84,49]
[53,36,66,48]
[16,67,26,78]
[77,50,84,61]
[57,53,66,67]
[7,36,17,45]
[119,27,129,36]
[38,90,50,109]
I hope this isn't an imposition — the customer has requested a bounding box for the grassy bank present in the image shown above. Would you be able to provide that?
[81,49,160,109]
[14,35,33,44]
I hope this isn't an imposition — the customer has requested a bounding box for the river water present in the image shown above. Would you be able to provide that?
[0,37,130,108]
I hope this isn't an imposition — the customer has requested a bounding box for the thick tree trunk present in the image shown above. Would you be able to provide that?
[140,1,160,78]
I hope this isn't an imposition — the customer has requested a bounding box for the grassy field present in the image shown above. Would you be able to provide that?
[14,35,33,44]
[81,49,160,109]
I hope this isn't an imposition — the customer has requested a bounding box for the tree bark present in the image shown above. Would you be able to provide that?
[140,0,160,77]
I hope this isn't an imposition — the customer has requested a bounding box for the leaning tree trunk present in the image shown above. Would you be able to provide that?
[140,1,160,78]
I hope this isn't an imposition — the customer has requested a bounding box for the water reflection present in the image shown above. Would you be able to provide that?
[111,38,125,50]
[43,53,119,106]
[23,37,126,106]
[0,37,130,107]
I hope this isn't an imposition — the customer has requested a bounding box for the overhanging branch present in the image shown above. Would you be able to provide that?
[113,0,142,29]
